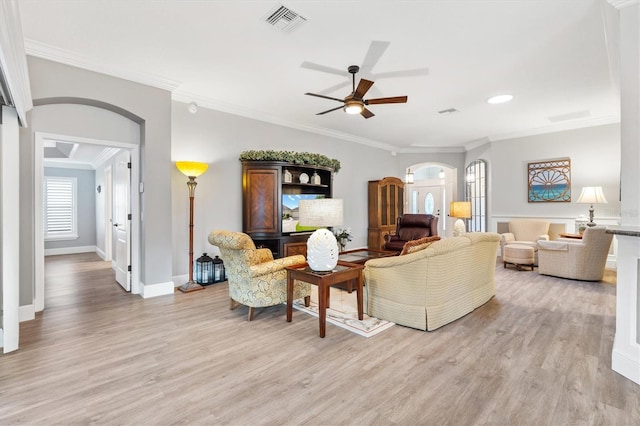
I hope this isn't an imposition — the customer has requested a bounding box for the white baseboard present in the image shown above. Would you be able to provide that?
[172,274,189,288]
[45,245,96,256]
[0,328,3,348]
[95,246,106,260]
[140,281,175,298]
[19,304,35,322]
[612,344,640,385]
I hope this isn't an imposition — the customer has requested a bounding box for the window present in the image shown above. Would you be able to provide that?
[44,176,78,240]
[464,160,487,232]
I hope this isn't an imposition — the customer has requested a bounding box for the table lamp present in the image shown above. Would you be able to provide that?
[176,161,208,292]
[450,201,471,237]
[298,198,343,272]
[576,186,608,227]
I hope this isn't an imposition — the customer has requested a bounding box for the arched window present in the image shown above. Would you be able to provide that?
[464,160,487,232]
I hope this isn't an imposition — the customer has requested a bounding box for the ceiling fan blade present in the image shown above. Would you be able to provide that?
[305,92,345,103]
[316,105,344,115]
[365,96,408,105]
[354,79,374,99]
[316,80,351,96]
[301,61,349,76]
[361,108,375,119]
[360,41,390,73]
[374,68,429,79]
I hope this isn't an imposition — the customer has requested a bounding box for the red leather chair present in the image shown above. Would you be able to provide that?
[383,214,439,252]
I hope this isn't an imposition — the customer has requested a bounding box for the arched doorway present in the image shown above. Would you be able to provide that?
[405,164,456,237]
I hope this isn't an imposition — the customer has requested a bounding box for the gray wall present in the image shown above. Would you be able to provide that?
[43,167,96,250]
[20,56,172,305]
[171,101,404,276]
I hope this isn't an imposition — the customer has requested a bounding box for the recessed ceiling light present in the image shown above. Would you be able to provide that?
[487,94,513,104]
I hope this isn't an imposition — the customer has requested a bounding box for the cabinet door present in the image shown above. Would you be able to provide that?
[283,241,307,258]
[244,168,279,234]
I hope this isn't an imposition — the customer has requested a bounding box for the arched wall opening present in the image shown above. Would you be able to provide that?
[30,98,143,313]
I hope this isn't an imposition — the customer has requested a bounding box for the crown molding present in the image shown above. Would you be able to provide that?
[606,0,639,9]
[0,0,33,125]
[43,159,94,170]
[172,91,398,152]
[24,39,182,92]
[92,147,121,169]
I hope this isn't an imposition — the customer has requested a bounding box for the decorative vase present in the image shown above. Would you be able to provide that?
[312,171,321,185]
[283,168,292,183]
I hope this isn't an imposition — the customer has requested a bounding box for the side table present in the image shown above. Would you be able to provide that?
[286,261,364,338]
[559,232,583,240]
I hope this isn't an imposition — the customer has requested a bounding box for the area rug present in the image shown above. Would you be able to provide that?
[292,286,394,337]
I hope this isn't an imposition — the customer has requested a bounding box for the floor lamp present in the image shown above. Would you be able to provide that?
[176,161,209,293]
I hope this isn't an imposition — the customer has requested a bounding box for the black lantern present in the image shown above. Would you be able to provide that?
[195,253,214,285]
[212,255,225,283]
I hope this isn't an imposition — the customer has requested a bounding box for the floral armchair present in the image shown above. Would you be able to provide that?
[208,230,310,321]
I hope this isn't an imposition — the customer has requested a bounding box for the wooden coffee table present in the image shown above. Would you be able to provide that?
[337,249,396,292]
[338,248,397,264]
[286,261,364,338]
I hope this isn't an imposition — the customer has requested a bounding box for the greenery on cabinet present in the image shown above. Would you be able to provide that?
[239,150,341,172]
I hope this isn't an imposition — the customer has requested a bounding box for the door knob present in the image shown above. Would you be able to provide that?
[113,223,119,227]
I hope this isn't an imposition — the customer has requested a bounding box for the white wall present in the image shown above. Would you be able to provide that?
[490,123,620,226]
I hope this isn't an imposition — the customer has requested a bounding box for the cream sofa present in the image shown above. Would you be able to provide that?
[537,226,613,281]
[363,232,500,331]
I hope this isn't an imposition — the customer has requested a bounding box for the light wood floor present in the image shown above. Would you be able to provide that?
[1,253,639,425]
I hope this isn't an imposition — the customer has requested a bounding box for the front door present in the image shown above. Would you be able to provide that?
[411,185,445,236]
[113,150,131,291]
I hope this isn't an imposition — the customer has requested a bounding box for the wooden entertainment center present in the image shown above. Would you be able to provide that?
[241,160,334,258]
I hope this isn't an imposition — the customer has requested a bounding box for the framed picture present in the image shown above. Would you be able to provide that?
[528,158,571,202]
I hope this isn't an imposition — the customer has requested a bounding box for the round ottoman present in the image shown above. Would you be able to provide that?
[503,244,535,271]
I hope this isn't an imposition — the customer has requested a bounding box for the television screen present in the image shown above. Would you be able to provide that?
[282,194,325,233]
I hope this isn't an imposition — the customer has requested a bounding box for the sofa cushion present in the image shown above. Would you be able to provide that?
[400,236,441,256]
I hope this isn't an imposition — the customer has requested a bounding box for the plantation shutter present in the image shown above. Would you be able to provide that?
[44,176,77,240]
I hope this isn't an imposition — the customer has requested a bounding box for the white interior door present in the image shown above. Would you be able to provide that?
[104,166,113,262]
[412,185,445,236]
[113,151,131,291]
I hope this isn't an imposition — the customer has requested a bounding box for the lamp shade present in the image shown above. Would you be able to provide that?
[576,186,608,204]
[176,161,208,178]
[298,198,343,227]
[450,201,471,219]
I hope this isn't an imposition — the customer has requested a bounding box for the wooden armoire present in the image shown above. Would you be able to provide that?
[367,177,404,250]
[242,160,334,258]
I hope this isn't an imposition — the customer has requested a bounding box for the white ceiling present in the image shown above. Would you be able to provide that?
[18,0,620,153]
[42,137,121,169]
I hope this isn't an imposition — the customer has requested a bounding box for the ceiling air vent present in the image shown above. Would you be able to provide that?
[264,4,307,33]
[438,108,459,115]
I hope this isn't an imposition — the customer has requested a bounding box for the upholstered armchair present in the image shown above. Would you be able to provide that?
[208,230,310,320]
[383,214,439,252]
[499,219,550,263]
[537,226,613,281]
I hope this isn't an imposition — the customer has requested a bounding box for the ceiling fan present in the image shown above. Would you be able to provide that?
[305,65,408,119]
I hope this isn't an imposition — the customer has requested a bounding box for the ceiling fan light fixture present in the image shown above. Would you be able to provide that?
[344,101,364,115]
